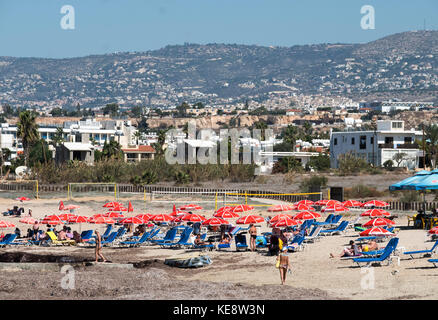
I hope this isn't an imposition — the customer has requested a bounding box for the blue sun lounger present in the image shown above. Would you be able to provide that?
[320,221,349,236]
[0,234,17,247]
[80,230,94,242]
[88,231,118,246]
[235,233,248,251]
[160,227,193,248]
[404,240,438,259]
[352,237,399,267]
[101,225,113,240]
[119,229,154,247]
[313,214,334,226]
[428,259,438,267]
[150,227,178,245]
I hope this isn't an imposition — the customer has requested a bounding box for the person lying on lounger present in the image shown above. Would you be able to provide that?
[362,240,378,252]
[330,240,362,258]
[219,233,231,244]
[194,234,207,246]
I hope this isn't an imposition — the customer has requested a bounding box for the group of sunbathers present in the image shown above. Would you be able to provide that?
[330,239,379,258]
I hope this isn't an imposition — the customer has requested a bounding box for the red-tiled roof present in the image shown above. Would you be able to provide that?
[122,145,155,153]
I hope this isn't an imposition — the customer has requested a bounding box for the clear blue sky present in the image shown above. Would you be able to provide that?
[0,0,436,58]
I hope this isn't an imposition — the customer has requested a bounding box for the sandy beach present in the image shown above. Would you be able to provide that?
[0,196,437,300]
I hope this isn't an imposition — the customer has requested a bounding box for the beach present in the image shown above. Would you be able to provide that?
[0,196,436,300]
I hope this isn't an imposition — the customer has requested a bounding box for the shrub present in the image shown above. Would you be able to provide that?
[300,176,328,193]
[344,184,384,199]
[337,153,371,175]
[383,160,394,171]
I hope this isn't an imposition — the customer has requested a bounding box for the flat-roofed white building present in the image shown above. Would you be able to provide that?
[330,120,423,170]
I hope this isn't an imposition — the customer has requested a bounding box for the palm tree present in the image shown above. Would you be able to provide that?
[17,110,39,166]
[253,120,268,141]
[425,124,438,168]
[133,131,142,145]
[103,140,122,160]
[51,127,65,147]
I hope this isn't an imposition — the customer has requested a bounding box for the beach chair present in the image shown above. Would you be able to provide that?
[160,228,193,248]
[403,240,438,259]
[0,234,17,247]
[46,231,76,246]
[150,227,178,245]
[87,231,118,246]
[286,234,305,252]
[235,233,249,251]
[347,216,361,229]
[101,225,113,239]
[119,230,153,247]
[313,214,334,227]
[428,259,438,267]
[303,226,322,243]
[319,221,349,236]
[80,230,94,242]
[352,238,399,267]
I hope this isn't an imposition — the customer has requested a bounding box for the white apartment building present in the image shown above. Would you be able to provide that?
[330,120,423,170]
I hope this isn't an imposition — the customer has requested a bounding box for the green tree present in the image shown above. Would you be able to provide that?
[51,127,65,147]
[17,110,40,166]
[29,139,50,167]
[131,106,142,118]
[102,140,122,160]
[103,103,119,117]
[306,154,330,172]
[425,124,438,168]
[392,152,408,167]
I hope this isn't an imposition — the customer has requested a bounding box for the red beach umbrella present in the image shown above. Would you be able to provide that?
[119,217,144,224]
[295,204,315,211]
[360,209,391,217]
[315,199,330,206]
[15,197,31,202]
[231,205,254,213]
[270,217,300,228]
[363,218,395,227]
[324,200,343,207]
[269,214,294,223]
[295,200,314,206]
[214,211,240,219]
[236,215,264,224]
[202,217,230,226]
[19,217,38,224]
[216,206,233,215]
[362,200,390,208]
[0,221,16,228]
[103,212,125,218]
[342,200,363,207]
[135,214,154,222]
[179,204,203,210]
[103,201,123,208]
[59,201,65,211]
[58,213,77,221]
[321,205,349,213]
[170,210,189,216]
[150,214,173,222]
[180,214,206,222]
[267,204,295,212]
[109,205,128,212]
[428,227,438,235]
[68,216,89,223]
[359,227,394,237]
[292,211,321,220]
[89,217,116,224]
[128,201,134,213]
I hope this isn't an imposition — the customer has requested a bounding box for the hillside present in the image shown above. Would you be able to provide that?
[0,31,437,108]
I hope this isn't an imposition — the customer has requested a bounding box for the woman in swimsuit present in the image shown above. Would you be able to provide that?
[276,247,291,285]
[249,224,257,252]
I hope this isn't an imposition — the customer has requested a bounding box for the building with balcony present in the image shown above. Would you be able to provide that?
[329,120,423,170]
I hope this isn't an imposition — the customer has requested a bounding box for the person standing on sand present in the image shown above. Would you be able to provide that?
[249,224,257,252]
[276,247,291,285]
[95,230,108,263]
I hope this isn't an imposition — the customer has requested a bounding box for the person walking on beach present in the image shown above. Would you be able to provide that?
[276,247,291,285]
[249,224,257,252]
[95,230,108,263]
